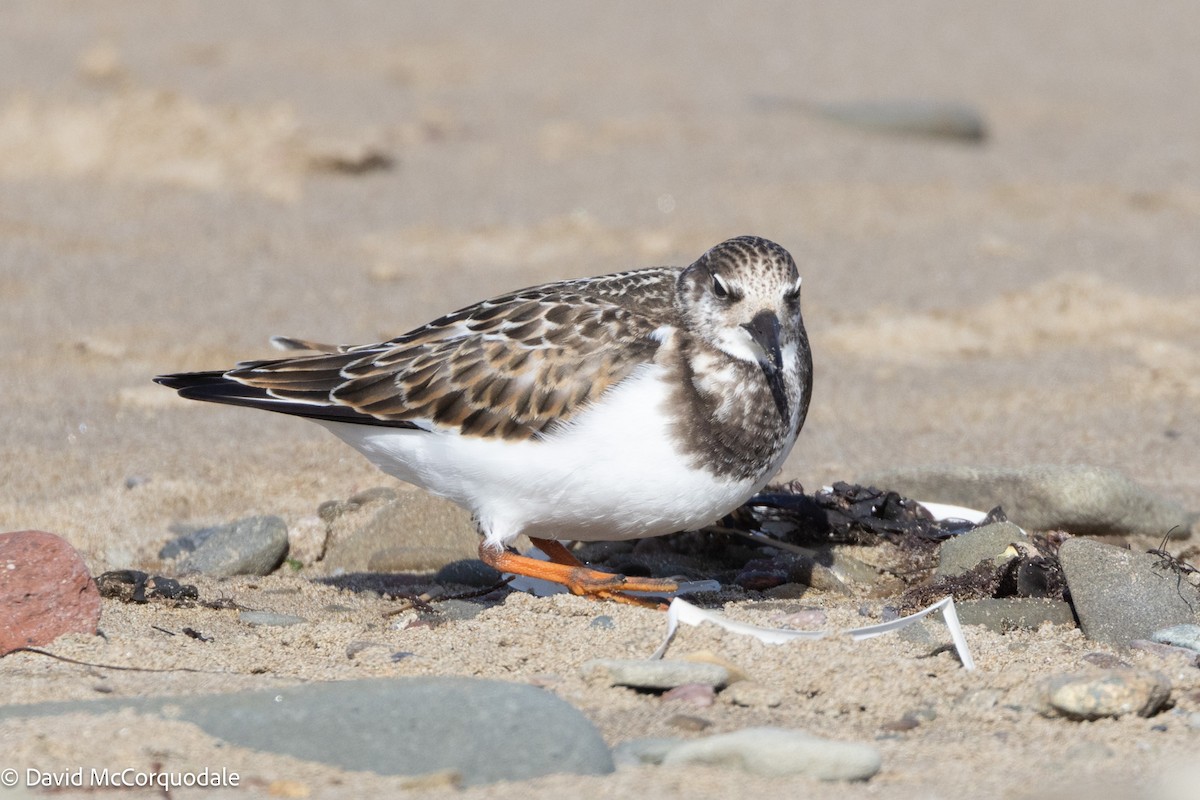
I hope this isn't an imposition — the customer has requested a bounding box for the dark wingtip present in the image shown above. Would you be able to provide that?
[154,371,223,391]
[152,369,422,430]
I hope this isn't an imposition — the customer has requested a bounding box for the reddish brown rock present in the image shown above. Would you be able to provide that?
[0,530,101,655]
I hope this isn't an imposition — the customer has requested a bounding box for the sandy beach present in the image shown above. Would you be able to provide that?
[2,2,1199,798]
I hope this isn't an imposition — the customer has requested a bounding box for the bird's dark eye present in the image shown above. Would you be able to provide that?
[784,278,802,305]
[712,275,738,301]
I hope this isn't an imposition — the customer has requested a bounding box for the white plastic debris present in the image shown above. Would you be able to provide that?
[652,596,976,670]
[916,501,990,525]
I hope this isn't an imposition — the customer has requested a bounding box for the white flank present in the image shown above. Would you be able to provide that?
[317,365,768,548]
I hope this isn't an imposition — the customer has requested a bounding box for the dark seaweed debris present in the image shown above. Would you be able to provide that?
[742,481,986,546]
[96,570,199,604]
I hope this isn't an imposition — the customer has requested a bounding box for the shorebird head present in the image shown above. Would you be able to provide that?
[678,236,808,421]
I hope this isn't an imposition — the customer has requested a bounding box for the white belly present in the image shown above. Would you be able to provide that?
[317,365,781,549]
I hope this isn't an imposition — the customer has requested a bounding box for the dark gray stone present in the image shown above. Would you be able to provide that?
[955,598,1076,632]
[176,516,289,577]
[1059,538,1200,646]
[0,678,614,786]
[159,527,214,560]
[859,465,1195,538]
[660,727,881,781]
[581,658,729,690]
[936,521,1028,577]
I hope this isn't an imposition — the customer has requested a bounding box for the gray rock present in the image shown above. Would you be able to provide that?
[158,527,214,560]
[936,521,1028,577]
[0,678,613,786]
[321,487,479,573]
[660,727,881,781]
[1041,670,1171,720]
[1151,623,1200,653]
[859,465,1195,538]
[955,598,1077,632]
[238,610,307,627]
[176,516,289,577]
[581,658,729,690]
[1059,538,1200,645]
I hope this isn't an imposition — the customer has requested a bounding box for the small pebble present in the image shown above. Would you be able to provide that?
[1150,623,1200,653]
[666,714,711,732]
[662,683,716,707]
[589,615,616,630]
[722,681,785,709]
[776,608,828,628]
[661,727,882,781]
[1041,670,1171,720]
[1081,652,1130,669]
[176,516,290,577]
[581,658,729,690]
[879,713,921,733]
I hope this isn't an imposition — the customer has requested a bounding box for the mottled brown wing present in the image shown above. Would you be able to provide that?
[227,268,681,440]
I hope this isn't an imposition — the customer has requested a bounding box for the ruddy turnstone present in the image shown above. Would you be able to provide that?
[157,235,813,605]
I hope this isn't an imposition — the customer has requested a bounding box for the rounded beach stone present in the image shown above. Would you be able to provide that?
[180,677,613,786]
[320,488,479,573]
[1058,538,1200,646]
[661,727,881,781]
[1150,623,1200,653]
[581,658,729,690]
[0,530,101,655]
[935,521,1028,577]
[859,465,1193,537]
[1040,670,1170,720]
[176,515,289,577]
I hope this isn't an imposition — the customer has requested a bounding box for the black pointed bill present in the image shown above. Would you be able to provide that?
[742,310,789,422]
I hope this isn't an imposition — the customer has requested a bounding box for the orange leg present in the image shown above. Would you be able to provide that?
[479,539,678,609]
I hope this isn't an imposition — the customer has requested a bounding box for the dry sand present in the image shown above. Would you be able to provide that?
[2,2,1199,798]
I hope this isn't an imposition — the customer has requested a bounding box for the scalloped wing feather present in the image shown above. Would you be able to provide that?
[226,268,680,440]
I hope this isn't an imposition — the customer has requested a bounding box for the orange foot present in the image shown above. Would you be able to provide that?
[478,537,678,609]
